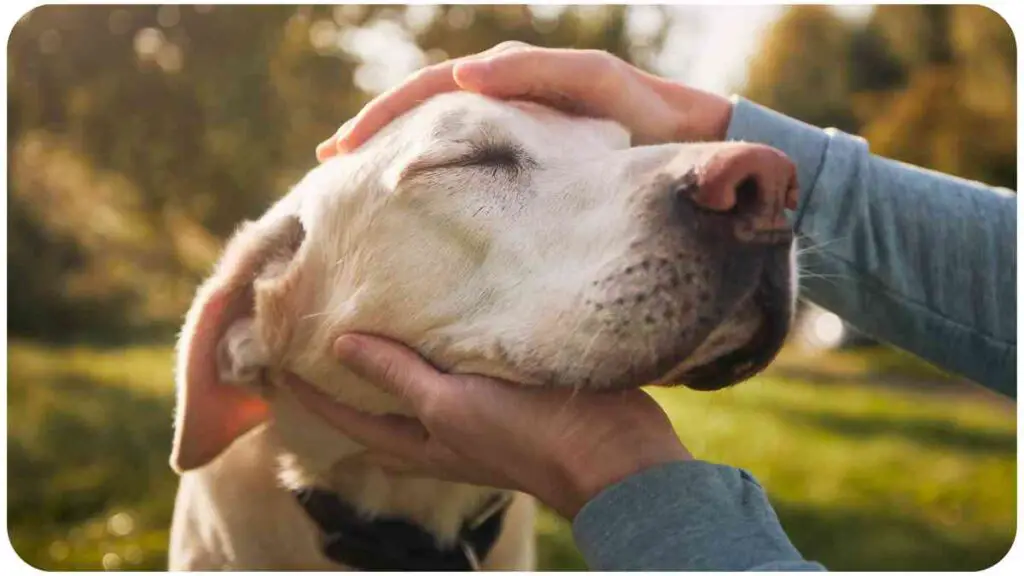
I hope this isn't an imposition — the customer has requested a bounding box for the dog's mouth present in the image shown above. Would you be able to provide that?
[676,278,791,391]
[655,247,793,391]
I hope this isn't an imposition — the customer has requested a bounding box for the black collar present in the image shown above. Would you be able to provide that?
[293,487,510,571]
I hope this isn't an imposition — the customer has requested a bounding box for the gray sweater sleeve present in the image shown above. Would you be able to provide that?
[573,461,826,571]
[570,96,1016,571]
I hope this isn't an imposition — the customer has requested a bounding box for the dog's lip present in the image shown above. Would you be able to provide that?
[673,273,790,391]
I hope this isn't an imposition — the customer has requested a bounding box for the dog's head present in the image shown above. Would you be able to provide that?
[171,93,798,473]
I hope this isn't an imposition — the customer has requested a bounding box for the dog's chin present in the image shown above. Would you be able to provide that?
[674,283,792,391]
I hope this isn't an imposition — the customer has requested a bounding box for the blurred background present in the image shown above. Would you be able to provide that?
[5,4,1016,571]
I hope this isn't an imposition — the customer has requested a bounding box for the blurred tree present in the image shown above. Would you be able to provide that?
[742,6,860,134]
[742,5,1015,190]
[7,5,670,343]
[856,5,1016,190]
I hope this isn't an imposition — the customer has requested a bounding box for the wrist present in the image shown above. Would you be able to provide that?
[667,84,734,142]
[553,441,692,519]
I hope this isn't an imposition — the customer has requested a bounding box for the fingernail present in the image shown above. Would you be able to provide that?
[334,335,365,360]
[317,121,350,156]
[454,59,492,84]
[316,141,335,162]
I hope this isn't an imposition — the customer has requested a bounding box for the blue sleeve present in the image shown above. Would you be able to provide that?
[727,97,1016,398]
[572,461,825,571]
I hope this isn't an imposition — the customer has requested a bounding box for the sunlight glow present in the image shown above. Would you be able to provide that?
[810,310,846,350]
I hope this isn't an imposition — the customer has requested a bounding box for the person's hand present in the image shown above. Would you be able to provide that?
[284,334,691,519]
[316,42,734,161]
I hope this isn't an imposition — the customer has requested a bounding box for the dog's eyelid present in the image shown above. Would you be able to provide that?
[399,139,533,181]
[463,142,528,168]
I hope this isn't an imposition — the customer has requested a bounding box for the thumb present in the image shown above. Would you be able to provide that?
[334,334,450,408]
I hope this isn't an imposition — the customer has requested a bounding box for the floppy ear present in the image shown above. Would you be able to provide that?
[170,215,305,473]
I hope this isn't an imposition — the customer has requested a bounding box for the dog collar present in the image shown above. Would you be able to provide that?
[293,487,510,570]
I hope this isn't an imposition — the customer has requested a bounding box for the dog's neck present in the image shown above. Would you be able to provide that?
[260,395,506,544]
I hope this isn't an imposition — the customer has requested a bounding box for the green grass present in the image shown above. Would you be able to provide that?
[6,341,1016,570]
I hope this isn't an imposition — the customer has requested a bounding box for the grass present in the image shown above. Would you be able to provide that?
[5,341,1016,571]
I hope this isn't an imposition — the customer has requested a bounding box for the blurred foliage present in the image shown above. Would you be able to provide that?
[7,4,669,343]
[744,5,1016,190]
[7,341,1014,570]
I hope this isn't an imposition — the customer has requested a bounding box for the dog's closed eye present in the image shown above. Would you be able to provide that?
[461,142,528,169]
[451,142,536,179]
[400,139,534,182]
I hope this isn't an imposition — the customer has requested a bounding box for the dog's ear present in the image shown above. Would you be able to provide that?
[170,214,305,473]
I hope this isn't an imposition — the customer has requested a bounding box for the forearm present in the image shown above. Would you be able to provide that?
[725,97,1017,397]
[572,461,825,571]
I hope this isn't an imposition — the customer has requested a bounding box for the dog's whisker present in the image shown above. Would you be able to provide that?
[795,233,850,257]
[300,310,336,321]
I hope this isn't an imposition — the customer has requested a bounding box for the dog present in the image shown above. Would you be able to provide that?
[167,92,798,570]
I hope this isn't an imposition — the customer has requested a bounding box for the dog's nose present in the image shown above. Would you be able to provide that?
[677,144,797,242]
[690,144,798,213]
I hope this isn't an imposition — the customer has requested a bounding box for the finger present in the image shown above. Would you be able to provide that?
[453,49,624,115]
[335,63,460,153]
[283,373,429,459]
[315,138,337,162]
[316,120,352,162]
[333,42,533,154]
[332,41,529,154]
[333,334,455,410]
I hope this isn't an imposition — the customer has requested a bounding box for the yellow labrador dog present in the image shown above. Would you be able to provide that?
[168,93,798,570]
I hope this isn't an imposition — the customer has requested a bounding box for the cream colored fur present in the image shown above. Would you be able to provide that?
[168,93,796,570]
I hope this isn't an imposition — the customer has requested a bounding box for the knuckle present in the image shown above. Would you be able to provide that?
[592,50,623,75]
[417,391,444,420]
[368,97,400,123]
[492,40,531,53]
[588,51,625,93]
[378,358,406,389]
[417,386,453,423]
[407,63,439,84]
